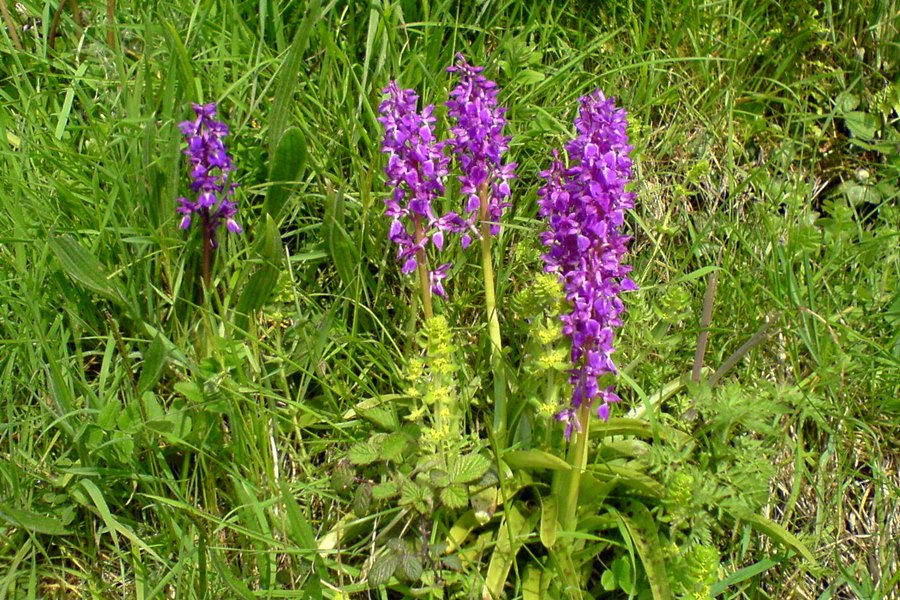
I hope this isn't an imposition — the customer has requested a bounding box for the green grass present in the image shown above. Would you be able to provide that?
[1,0,899,598]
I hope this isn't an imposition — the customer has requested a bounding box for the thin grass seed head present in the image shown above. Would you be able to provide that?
[538,90,637,438]
[176,103,241,243]
[377,82,467,297]
[446,53,517,244]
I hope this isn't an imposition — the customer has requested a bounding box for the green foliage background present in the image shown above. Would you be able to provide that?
[1,0,898,597]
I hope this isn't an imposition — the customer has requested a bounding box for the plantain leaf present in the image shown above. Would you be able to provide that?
[710,557,781,596]
[483,503,537,599]
[591,417,654,438]
[589,463,665,498]
[323,185,359,290]
[279,481,318,552]
[210,549,255,600]
[161,20,197,102]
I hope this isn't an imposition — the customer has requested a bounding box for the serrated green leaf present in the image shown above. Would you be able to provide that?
[352,484,373,515]
[399,480,431,513]
[504,449,571,472]
[265,128,308,221]
[430,469,451,488]
[398,553,424,582]
[49,236,126,306]
[348,441,379,466]
[330,463,354,492]
[442,553,462,571]
[440,484,469,510]
[450,453,491,484]
[835,91,859,112]
[380,433,407,462]
[368,552,400,587]
[372,481,398,500]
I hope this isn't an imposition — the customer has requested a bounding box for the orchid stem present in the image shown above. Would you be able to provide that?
[414,218,433,320]
[479,184,506,443]
[562,402,591,532]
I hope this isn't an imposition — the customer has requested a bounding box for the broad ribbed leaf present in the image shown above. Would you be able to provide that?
[398,553,424,582]
[49,235,125,306]
[504,449,571,472]
[737,512,816,563]
[265,127,307,221]
[137,335,167,395]
[372,481,398,500]
[269,2,322,153]
[617,504,673,600]
[0,503,72,535]
[235,215,283,321]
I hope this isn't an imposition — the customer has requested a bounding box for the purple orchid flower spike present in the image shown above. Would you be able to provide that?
[538,90,637,438]
[445,53,517,245]
[378,82,466,298]
[176,102,241,245]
